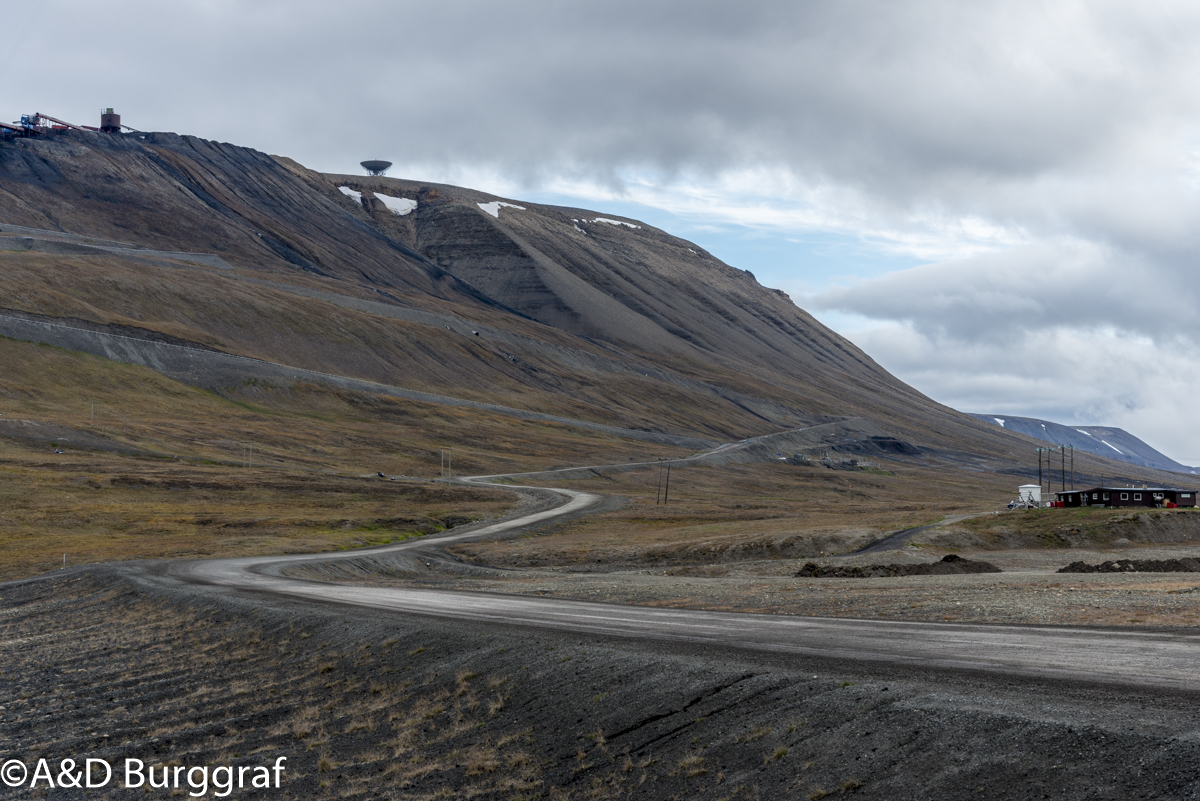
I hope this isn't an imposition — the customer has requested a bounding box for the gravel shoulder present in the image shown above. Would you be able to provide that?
[296,538,1200,629]
[4,566,1200,800]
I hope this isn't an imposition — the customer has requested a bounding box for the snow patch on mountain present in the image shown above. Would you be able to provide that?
[376,195,418,216]
[478,201,525,218]
[591,217,639,229]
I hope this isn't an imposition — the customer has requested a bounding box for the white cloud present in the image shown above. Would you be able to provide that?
[824,315,1200,463]
[811,238,1198,342]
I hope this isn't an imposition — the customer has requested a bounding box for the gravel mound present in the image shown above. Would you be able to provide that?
[795,553,1002,578]
[1058,558,1200,573]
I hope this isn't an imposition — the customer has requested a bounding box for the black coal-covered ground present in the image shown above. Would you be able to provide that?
[796,554,1002,579]
[1,567,1199,800]
[1059,558,1200,574]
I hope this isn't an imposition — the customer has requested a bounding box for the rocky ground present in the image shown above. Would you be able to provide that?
[4,565,1200,800]
[289,536,1200,629]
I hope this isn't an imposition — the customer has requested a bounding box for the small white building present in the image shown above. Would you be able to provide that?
[1017,485,1041,504]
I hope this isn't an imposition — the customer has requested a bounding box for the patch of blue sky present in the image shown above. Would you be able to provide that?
[521,190,924,297]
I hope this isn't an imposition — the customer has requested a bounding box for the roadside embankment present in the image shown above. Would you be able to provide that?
[4,567,1200,800]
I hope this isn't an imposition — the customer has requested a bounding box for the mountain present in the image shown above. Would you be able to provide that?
[0,126,1166,478]
[969,414,1196,475]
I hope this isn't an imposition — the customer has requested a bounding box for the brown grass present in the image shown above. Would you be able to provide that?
[0,336,695,580]
[449,460,1021,569]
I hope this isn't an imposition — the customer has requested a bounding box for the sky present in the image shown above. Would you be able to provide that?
[7,0,1200,462]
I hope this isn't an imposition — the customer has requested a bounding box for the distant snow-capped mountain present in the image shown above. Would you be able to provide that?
[969,415,1196,475]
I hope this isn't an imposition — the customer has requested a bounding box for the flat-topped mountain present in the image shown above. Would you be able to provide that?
[0,127,1165,479]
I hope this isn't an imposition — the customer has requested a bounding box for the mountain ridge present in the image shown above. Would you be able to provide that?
[0,126,1187,486]
[970,414,1196,476]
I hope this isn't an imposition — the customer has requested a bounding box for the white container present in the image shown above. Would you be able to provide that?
[1018,485,1041,503]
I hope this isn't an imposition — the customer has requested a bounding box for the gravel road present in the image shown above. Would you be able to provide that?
[7,474,1200,798]
[157,478,1200,694]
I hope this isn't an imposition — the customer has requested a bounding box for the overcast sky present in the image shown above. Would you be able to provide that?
[9,1,1200,462]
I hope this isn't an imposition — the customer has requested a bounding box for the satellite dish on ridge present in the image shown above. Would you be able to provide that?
[361,160,392,176]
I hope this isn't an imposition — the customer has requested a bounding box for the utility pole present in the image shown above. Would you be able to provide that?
[663,459,672,505]
[440,449,452,478]
[1060,445,1066,493]
[1038,448,1043,498]
[656,458,663,505]
[1070,446,1074,491]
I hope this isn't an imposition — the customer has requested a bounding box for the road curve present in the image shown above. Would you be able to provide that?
[164,476,1200,693]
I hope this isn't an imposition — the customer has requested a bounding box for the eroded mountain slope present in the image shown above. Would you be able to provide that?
[0,128,1053,462]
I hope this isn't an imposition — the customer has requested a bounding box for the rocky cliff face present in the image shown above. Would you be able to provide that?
[0,128,1024,458]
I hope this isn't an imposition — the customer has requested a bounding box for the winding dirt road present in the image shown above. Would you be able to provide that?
[163,475,1200,693]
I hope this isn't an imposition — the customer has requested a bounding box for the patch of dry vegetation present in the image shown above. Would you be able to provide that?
[0,248,822,440]
[451,461,1020,568]
[0,576,544,800]
[0,336,692,579]
[949,506,1200,550]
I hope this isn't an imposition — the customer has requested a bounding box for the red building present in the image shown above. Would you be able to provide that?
[1055,487,1197,508]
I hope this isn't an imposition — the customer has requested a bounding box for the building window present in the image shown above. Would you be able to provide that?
[1184,494,1192,499]
[1103,493,1110,500]
[1121,493,1129,500]
[1134,493,1142,501]
[1092,493,1098,500]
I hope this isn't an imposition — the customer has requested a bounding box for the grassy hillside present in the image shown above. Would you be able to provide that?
[0,130,1039,460]
[0,336,705,579]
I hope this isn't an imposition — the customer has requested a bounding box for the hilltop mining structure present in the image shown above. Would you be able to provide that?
[0,108,136,138]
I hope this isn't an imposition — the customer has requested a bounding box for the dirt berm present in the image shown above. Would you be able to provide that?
[1058,558,1200,574]
[796,553,1002,578]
